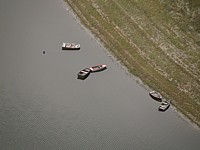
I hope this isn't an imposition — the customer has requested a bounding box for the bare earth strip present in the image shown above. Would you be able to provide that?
[64,0,200,127]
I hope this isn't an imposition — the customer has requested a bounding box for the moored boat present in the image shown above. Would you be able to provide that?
[62,42,80,50]
[90,64,107,72]
[158,100,170,111]
[77,68,91,80]
[149,90,162,101]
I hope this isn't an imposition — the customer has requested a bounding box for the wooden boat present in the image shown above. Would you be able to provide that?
[77,68,91,80]
[158,100,170,111]
[62,42,80,50]
[90,64,107,72]
[149,91,162,101]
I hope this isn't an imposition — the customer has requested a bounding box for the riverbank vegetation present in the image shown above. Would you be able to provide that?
[64,0,200,127]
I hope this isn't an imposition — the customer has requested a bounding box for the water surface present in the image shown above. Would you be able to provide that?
[0,0,199,149]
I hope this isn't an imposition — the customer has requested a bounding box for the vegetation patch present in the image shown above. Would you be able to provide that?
[64,0,200,127]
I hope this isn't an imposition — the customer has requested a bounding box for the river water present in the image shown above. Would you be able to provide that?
[0,0,199,149]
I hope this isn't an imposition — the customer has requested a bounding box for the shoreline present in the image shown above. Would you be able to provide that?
[63,0,200,128]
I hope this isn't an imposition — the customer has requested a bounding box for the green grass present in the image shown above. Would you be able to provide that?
[64,0,200,127]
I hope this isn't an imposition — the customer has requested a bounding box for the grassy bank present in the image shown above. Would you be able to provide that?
[64,0,200,127]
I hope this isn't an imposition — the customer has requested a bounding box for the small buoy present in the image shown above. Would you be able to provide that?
[43,50,45,54]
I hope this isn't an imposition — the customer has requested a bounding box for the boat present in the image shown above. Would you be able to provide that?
[149,91,162,101]
[77,68,91,80]
[90,64,107,72]
[62,42,80,50]
[158,100,170,111]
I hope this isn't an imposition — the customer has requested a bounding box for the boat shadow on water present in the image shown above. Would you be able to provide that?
[77,74,90,80]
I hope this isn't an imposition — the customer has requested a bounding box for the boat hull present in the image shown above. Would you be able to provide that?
[90,64,107,72]
[158,101,170,111]
[62,43,80,50]
[77,68,91,80]
[149,91,162,102]
[62,47,80,50]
